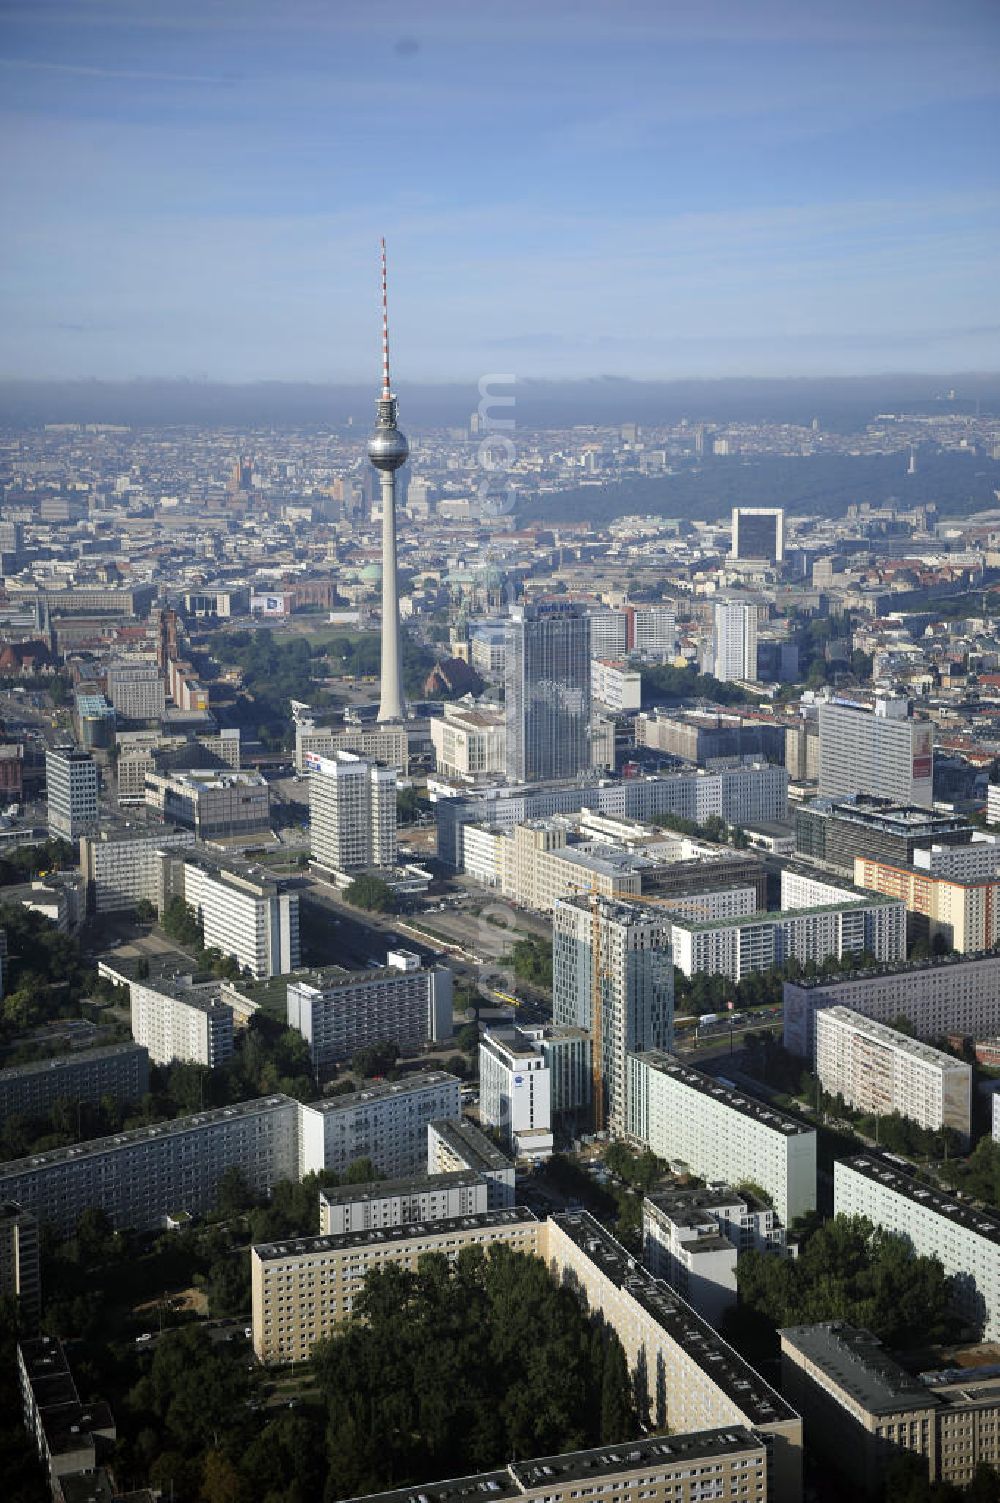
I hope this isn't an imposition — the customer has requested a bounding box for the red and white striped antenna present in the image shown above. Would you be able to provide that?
[380,236,392,399]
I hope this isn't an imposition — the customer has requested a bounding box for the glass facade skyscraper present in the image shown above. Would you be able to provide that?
[505,603,591,783]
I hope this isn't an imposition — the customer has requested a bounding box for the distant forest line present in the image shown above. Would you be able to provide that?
[521,449,1000,529]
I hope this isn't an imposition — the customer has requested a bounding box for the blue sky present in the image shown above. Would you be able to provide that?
[1,0,998,382]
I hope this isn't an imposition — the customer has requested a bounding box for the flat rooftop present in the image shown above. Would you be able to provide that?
[645,1184,771,1226]
[302,1073,460,1117]
[0,1040,148,1083]
[819,1007,973,1070]
[554,1212,797,1426]
[670,895,901,933]
[839,1153,1000,1249]
[631,1051,814,1138]
[429,1117,515,1173]
[254,1205,537,1263]
[780,1322,938,1416]
[784,948,1000,992]
[318,1169,482,1208]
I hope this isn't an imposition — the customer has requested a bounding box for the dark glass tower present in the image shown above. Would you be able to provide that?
[505,602,591,783]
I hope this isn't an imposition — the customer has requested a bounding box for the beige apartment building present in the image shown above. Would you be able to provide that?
[815,1006,971,1139]
[854,855,1000,954]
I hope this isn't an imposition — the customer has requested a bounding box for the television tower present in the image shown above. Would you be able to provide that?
[368,238,408,723]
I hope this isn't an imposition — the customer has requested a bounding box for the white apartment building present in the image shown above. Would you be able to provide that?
[834,1154,1000,1340]
[914,835,1000,881]
[105,662,165,721]
[307,750,397,876]
[818,697,934,808]
[318,1169,488,1236]
[180,857,300,979]
[80,825,195,912]
[590,659,642,712]
[815,1006,971,1139]
[0,1095,302,1234]
[632,604,677,660]
[779,867,857,909]
[783,953,1000,1059]
[659,886,759,923]
[628,1051,817,1226]
[479,1028,553,1158]
[294,721,408,775]
[712,601,758,684]
[461,821,508,887]
[994,1091,1000,1144]
[296,1073,462,1180]
[251,1208,542,1364]
[285,953,453,1070]
[426,1117,516,1207]
[0,1203,39,1328]
[129,977,234,1069]
[589,609,629,659]
[643,1185,786,1326]
[429,703,506,782]
[988,784,1000,829]
[46,747,98,840]
[670,894,906,982]
[553,895,674,1135]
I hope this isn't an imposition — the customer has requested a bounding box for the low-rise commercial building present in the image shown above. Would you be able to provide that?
[318,1170,488,1236]
[295,721,409,775]
[780,1322,1000,1495]
[643,1186,786,1326]
[834,1154,1000,1340]
[853,854,1000,954]
[427,1118,516,1208]
[628,1052,817,1227]
[635,709,786,766]
[815,1007,971,1139]
[285,952,453,1070]
[129,977,234,1068]
[783,952,1000,1060]
[145,768,271,841]
[0,1042,150,1125]
[429,704,506,782]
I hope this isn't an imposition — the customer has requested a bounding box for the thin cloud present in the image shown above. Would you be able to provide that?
[0,57,236,85]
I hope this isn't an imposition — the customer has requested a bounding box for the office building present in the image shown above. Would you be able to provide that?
[0,1202,40,1328]
[105,662,165,721]
[427,1117,516,1207]
[712,601,758,684]
[251,1208,542,1363]
[318,1170,488,1236]
[590,659,641,712]
[834,1154,1000,1340]
[628,1052,817,1227]
[437,763,788,869]
[18,1337,116,1489]
[341,1429,769,1503]
[80,824,195,912]
[294,721,409,775]
[553,896,674,1134]
[145,768,271,841]
[46,747,98,841]
[308,750,397,876]
[0,1042,150,1125]
[129,977,234,1068]
[636,709,786,766]
[643,1185,786,1325]
[669,892,906,983]
[0,1094,301,1234]
[815,1007,971,1138]
[780,1322,1000,1496]
[853,854,1000,954]
[285,952,453,1070]
[479,1028,553,1158]
[795,796,971,873]
[499,819,644,914]
[505,602,591,783]
[297,1073,462,1181]
[731,507,784,562]
[818,698,934,808]
[785,951,1000,1059]
[180,855,300,978]
[430,703,506,781]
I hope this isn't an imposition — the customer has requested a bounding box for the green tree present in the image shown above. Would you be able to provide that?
[350,1040,399,1078]
[600,1336,633,1442]
[216,1165,255,1217]
[343,875,394,913]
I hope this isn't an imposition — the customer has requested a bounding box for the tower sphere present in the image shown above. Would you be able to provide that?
[367,424,409,471]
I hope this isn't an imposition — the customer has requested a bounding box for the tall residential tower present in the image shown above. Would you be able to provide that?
[368,238,408,724]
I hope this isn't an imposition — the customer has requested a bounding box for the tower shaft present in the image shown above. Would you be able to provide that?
[378,469,405,722]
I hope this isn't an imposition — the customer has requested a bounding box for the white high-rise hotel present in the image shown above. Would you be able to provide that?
[308,751,397,877]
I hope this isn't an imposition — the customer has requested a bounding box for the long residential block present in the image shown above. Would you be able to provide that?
[0,1042,150,1125]
[318,1170,489,1236]
[129,977,234,1068]
[669,896,906,983]
[853,854,1000,954]
[815,1006,971,1139]
[628,1051,816,1227]
[286,952,453,1070]
[783,952,1000,1060]
[79,825,196,912]
[834,1153,1000,1340]
[426,1117,516,1207]
[297,1073,462,1181]
[180,854,301,979]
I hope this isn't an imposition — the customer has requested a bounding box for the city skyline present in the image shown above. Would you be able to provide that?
[1,0,998,382]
